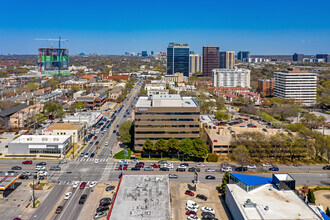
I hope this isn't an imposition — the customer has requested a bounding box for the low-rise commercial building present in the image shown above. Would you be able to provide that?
[109,175,171,220]
[62,111,102,127]
[9,103,43,128]
[58,80,90,90]
[42,122,86,143]
[274,68,317,106]
[134,94,200,151]
[8,135,72,155]
[162,73,188,84]
[76,93,107,109]
[212,68,251,88]
[226,173,322,220]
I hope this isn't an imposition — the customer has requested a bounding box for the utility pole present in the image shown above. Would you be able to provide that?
[32,173,36,207]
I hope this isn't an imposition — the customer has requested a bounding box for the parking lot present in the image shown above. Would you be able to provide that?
[170,182,230,220]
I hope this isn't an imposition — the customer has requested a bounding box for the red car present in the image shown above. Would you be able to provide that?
[150,163,160,168]
[80,182,87,189]
[186,210,197,216]
[22,160,32,164]
[95,141,99,145]
[118,166,127,170]
[185,190,194,196]
[251,125,257,128]
[94,136,98,140]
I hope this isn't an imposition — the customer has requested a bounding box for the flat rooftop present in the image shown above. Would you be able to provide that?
[10,135,71,144]
[110,175,172,220]
[227,183,321,220]
[136,95,198,108]
[0,173,21,190]
[47,122,83,130]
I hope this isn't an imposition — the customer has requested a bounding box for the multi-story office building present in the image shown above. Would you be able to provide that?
[316,54,329,62]
[202,47,219,77]
[189,54,202,74]
[142,51,148,57]
[219,51,235,69]
[257,79,274,97]
[134,94,200,151]
[212,69,251,88]
[274,68,317,106]
[38,48,70,75]
[166,43,190,77]
[292,53,304,62]
[237,51,250,62]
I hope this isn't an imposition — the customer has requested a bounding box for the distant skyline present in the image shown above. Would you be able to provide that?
[1,0,329,55]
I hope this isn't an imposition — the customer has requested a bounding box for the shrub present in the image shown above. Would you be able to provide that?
[207,153,218,162]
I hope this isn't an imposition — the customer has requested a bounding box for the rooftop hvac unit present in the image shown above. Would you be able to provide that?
[53,138,59,141]
[42,138,48,141]
[244,199,257,208]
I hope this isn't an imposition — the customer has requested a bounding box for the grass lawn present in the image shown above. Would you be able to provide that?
[114,148,131,159]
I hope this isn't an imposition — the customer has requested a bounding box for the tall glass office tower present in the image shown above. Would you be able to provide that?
[167,43,190,77]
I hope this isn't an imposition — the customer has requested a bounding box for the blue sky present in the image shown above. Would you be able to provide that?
[1,0,329,55]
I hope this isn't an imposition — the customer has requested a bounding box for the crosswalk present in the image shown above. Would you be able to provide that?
[100,161,117,181]
[74,158,109,162]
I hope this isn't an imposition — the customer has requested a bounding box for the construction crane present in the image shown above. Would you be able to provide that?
[35,37,68,76]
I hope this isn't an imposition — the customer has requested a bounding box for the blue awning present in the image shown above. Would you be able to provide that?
[230,173,272,186]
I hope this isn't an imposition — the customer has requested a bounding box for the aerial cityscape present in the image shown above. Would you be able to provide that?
[0,0,329,220]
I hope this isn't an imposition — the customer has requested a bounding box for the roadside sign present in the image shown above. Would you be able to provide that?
[124,150,128,156]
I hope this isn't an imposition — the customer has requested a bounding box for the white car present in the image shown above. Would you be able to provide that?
[186,205,198,212]
[73,181,79,188]
[35,166,45,170]
[131,159,139,163]
[186,200,199,208]
[89,181,97,188]
[201,207,215,214]
[188,215,200,220]
[247,164,256,169]
[105,142,109,146]
[94,159,100,164]
[104,129,107,132]
[95,130,100,134]
[178,165,187,169]
[221,166,232,172]
[196,163,205,167]
[205,168,215,172]
[64,192,72,200]
[84,153,89,158]
[38,171,48,176]
[262,163,272,167]
[164,163,174,169]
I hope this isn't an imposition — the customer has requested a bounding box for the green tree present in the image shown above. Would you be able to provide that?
[25,82,38,92]
[215,110,231,121]
[43,102,64,119]
[232,96,246,106]
[326,207,330,216]
[155,139,167,158]
[166,138,180,158]
[220,171,229,193]
[192,138,208,160]
[232,145,250,166]
[207,153,218,162]
[179,138,194,160]
[29,113,47,129]
[118,121,132,144]
[143,139,156,158]
[76,102,84,110]
[307,189,316,204]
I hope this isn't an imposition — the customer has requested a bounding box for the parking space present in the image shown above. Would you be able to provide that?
[170,182,230,220]
[0,132,19,155]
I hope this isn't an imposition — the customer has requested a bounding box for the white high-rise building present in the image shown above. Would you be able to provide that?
[189,54,202,74]
[274,68,317,106]
[212,68,251,88]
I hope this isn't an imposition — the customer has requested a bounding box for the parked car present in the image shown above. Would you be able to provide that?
[262,128,268,132]
[96,206,109,213]
[205,168,215,172]
[80,182,87,189]
[201,212,216,219]
[22,160,32,164]
[106,186,115,191]
[95,141,99,145]
[168,173,178,179]
[55,206,63,214]
[188,215,201,220]
[235,167,248,172]
[269,167,279,171]
[64,192,72,200]
[185,190,195,196]
[196,194,208,201]
[186,210,197,216]
[79,194,87,204]
[93,211,107,219]
[100,197,111,203]
[205,175,216,180]
[201,207,215,214]
[99,200,111,207]
[186,200,199,208]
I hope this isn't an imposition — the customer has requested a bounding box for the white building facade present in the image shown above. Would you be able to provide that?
[274,70,317,106]
[212,68,251,88]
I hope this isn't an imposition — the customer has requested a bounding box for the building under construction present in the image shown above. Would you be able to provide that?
[38,48,70,75]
